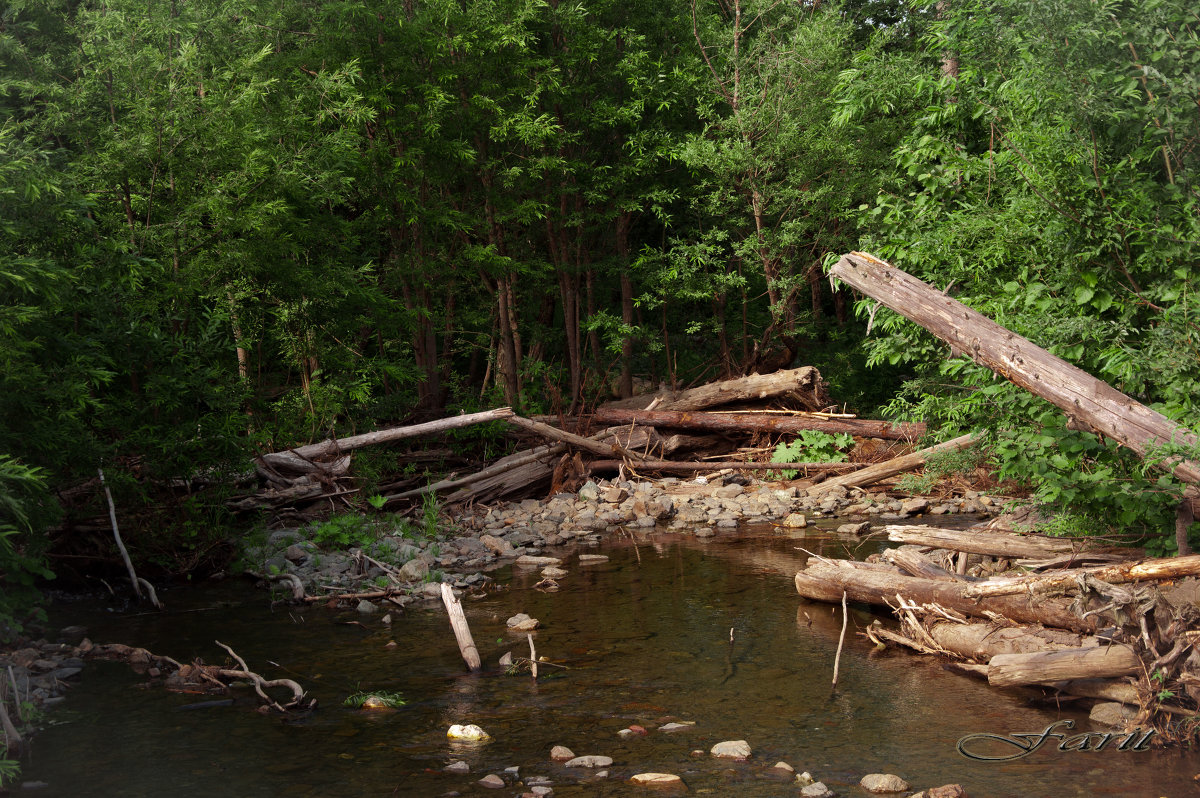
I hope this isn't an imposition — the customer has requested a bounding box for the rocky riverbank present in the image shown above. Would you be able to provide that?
[240,473,1003,607]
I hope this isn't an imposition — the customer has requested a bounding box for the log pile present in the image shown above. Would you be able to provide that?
[795,522,1200,743]
[226,364,947,520]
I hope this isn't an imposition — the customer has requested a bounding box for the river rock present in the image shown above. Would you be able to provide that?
[398,557,429,581]
[564,755,613,768]
[836,521,870,536]
[657,722,694,732]
[515,555,563,567]
[445,761,470,773]
[911,785,969,798]
[861,773,910,793]
[480,534,519,557]
[800,782,834,798]
[478,774,505,788]
[549,745,575,761]
[709,740,751,760]
[578,481,600,501]
[447,724,491,742]
[578,554,609,563]
[542,566,568,578]
[795,771,814,786]
[771,762,794,772]
[713,484,744,499]
[629,773,684,789]
[356,600,378,614]
[528,786,554,797]
[782,513,808,528]
[1089,701,1137,727]
[900,498,930,516]
[506,613,540,631]
[284,543,310,563]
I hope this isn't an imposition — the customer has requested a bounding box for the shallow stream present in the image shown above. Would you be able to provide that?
[18,526,1197,797]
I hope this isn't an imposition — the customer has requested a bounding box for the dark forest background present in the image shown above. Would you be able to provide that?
[3,0,1199,621]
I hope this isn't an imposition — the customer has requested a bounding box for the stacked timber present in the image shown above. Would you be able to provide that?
[795,522,1200,741]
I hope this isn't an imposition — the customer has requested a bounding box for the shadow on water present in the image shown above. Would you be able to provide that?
[18,526,1196,797]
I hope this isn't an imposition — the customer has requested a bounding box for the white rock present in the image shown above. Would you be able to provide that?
[444,760,470,773]
[800,782,834,798]
[782,513,808,528]
[447,723,491,742]
[515,555,563,567]
[709,739,751,760]
[772,761,794,772]
[564,755,613,768]
[478,773,505,788]
[657,722,695,732]
[795,771,814,786]
[861,773,909,793]
[549,745,575,761]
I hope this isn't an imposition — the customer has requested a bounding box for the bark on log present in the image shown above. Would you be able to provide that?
[601,365,831,412]
[988,646,1141,688]
[963,553,1200,598]
[830,253,1200,486]
[794,558,1100,633]
[806,433,979,495]
[921,621,1090,660]
[440,583,482,672]
[591,408,925,441]
[588,459,862,473]
[885,524,1081,560]
[272,407,515,461]
[384,443,567,502]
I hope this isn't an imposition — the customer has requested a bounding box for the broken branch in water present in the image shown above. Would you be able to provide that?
[215,641,309,712]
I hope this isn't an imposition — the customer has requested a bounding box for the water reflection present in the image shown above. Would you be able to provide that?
[20,530,1194,797]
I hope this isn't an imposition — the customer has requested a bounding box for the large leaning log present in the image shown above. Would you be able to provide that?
[591,408,925,441]
[794,558,1100,633]
[885,524,1082,560]
[831,252,1200,552]
[806,433,979,495]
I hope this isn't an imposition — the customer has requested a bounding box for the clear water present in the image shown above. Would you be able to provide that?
[16,526,1195,797]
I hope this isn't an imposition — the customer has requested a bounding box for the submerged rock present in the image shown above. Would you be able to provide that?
[446,723,491,742]
[506,613,540,631]
[629,772,685,790]
[549,745,575,761]
[800,782,834,798]
[564,755,614,768]
[478,773,505,788]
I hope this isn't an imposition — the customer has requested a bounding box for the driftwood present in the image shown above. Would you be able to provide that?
[588,459,862,473]
[831,252,1200,553]
[591,408,925,441]
[272,407,515,461]
[988,646,1141,688]
[385,443,567,502]
[807,433,979,495]
[962,554,1200,598]
[881,548,969,581]
[603,365,831,412]
[885,524,1082,560]
[440,583,482,672]
[794,558,1101,633]
[507,414,647,461]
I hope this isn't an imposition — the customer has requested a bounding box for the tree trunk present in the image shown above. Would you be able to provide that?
[807,433,979,495]
[884,524,1083,560]
[600,365,831,413]
[830,253,1200,486]
[988,646,1140,688]
[591,408,925,441]
[270,407,515,461]
[617,213,635,399]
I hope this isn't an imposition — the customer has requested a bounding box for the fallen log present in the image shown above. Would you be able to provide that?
[591,408,925,441]
[507,414,646,460]
[918,621,1091,660]
[384,443,567,502]
[963,553,1200,598]
[806,433,979,495]
[831,252,1200,552]
[602,365,831,412]
[885,524,1082,560]
[988,646,1141,688]
[269,407,515,461]
[794,558,1101,633]
[588,458,863,473]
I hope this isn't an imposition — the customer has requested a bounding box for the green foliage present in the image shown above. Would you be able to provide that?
[770,431,855,478]
[0,456,57,641]
[311,514,377,550]
[343,690,406,709]
[365,494,387,511]
[0,748,19,788]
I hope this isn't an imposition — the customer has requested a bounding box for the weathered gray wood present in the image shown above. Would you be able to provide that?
[964,553,1200,598]
[592,408,925,441]
[885,524,1080,560]
[441,583,481,672]
[507,415,646,460]
[794,558,1100,633]
[921,622,1089,660]
[588,458,862,473]
[988,646,1141,688]
[807,433,979,495]
[384,443,567,502]
[601,365,831,412]
[830,252,1200,485]
[274,407,515,461]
